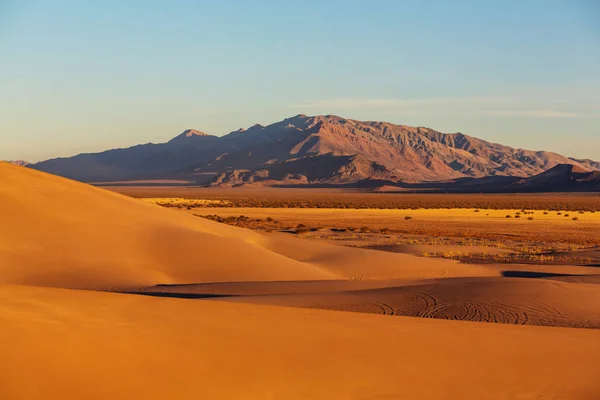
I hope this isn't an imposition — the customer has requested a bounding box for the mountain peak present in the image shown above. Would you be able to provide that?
[169,129,211,142]
[181,129,209,137]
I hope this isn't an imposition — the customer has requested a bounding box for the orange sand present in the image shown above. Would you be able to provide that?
[1,162,599,399]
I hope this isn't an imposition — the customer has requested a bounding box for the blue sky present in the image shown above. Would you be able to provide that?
[1,0,599,162]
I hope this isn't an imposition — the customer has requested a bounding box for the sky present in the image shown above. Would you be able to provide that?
[1,0,599,162]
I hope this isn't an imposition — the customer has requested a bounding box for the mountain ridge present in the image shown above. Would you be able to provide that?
[30,114,600,185]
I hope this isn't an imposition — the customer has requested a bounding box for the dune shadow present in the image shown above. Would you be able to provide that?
[501,270,586,279]
[122,291,234,300]
[155,283,209,288]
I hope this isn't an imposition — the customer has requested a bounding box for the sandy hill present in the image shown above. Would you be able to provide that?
[2,162,600,399]
[30,114,600,184]
[1,283,599,400]
[0,162,334,289]
[221,276,600,329]
[0,161,487,290]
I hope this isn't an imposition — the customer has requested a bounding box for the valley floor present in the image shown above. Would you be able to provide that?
[140,194,600,266]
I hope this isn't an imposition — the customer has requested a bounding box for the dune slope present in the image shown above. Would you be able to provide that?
[2,162,600,399]
[0,162,488,289]
[1,284,600,400]
[222,277,600,328]
[0,162,335,289]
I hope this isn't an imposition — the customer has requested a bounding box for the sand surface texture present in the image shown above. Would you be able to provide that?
[1,162,600,399]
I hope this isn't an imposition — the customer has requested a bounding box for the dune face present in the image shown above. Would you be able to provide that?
[0,162,486,290]
[1,284,598,400]
[2,162,600,399]
[30,114,600,184]
[2,284,600,400]
[0,162,337,289]
[221,277,600,329]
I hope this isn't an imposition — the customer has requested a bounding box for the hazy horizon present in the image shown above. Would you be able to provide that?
[2,1,599,162]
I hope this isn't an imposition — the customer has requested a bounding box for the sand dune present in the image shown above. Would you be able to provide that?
[0,162,489,289]
[221,277,600,328]
[545,274,600,284]
[131,279,429,297]
[263,232,499,280]
[2,284,600,400]
[3,162,600,399]
[0,162,332,288]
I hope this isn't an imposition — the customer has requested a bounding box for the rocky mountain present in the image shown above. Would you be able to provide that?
[32,132,222,182]
[509,164,600,192]
[210,154,400,187]
[30,114,600,185]
[380,164,600,193]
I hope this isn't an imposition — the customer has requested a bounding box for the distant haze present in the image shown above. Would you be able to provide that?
[1,1,599,162]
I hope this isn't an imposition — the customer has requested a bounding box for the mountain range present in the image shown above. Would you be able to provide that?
[30,114,600,190]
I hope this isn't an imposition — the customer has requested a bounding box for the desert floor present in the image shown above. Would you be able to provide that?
[143,197,600,263]
[2,165,600,399]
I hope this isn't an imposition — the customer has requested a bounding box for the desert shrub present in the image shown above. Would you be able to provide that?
[515,215,521,218]
[564,214,570,217]
[506,215,512,218]
[404,216,413,220]
[528,217,534,220]
[359,226,370,232]
[474,209,480,213]
[572,217,579,221]
[543,211,548,215]
[266,217,274,222]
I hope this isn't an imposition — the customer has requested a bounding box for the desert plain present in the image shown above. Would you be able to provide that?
[2,162,600,399]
